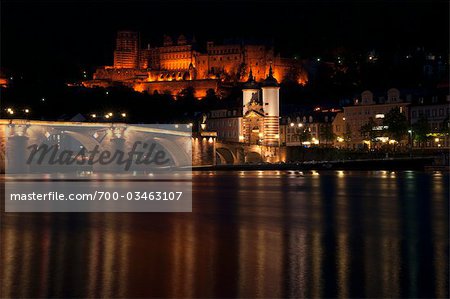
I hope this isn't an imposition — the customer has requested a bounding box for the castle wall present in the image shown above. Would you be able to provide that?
[93,68,148,81]
[133,79,219,98]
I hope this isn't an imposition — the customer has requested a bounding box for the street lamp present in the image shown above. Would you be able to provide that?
[408,129,413,157]
[23,108,30,119]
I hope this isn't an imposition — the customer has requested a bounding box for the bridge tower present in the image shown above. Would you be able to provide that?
[261,65,280,146]
[242,69,260,115]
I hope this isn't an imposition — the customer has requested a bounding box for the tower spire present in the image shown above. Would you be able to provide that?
[262,63,278,87]
[247,67,254,82]
[268,63,274,79]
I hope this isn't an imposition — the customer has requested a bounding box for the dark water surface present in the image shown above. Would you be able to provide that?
[1,171,448,298]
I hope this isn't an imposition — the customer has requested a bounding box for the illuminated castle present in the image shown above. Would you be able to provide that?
[85,31,307,97]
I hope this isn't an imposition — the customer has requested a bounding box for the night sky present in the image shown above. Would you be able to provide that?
[1,0,448,82]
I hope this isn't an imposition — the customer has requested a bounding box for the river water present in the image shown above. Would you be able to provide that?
[1,171,448,298]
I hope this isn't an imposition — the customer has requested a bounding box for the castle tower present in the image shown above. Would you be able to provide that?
[242,69,259,115]
[114,31,139,68]
[261,65,280,146]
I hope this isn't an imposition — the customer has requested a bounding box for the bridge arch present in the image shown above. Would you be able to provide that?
[246,151,263,163]
[61,131,103,152]
[151,137,191,167]
[216,147,236,165]
[25,125,106,153]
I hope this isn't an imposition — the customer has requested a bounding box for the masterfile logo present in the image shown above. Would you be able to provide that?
[26,141,171,171]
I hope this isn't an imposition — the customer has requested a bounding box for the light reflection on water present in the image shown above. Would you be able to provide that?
[0,171,448,298]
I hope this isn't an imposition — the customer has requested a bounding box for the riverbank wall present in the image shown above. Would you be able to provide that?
[193,157,444,171]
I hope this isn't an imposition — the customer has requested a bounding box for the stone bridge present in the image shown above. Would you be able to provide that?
[215,141,282,165]
[0,120,195,173]
[0,120,283,172]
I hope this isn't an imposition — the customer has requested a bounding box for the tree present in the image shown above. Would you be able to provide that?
[296,128,311,144]
[295,128,311,161]
[237,63,247,81]
[412,116,430,143]
[319,123,335,146]
[360,117,377,141]
[440,117,450,135]
[383,107,408,142]
[343,123,352,148]
[202,89,219,110]
[178,86,195,99]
